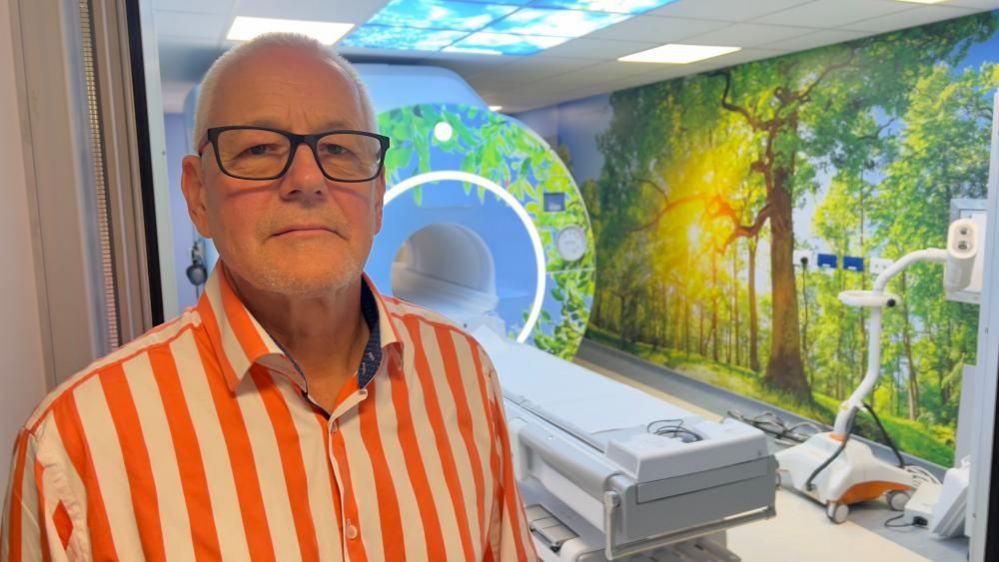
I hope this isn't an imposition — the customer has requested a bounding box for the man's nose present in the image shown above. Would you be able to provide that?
[279,143,327,198]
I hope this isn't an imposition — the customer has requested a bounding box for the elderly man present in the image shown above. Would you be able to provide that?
[2,33,536,562]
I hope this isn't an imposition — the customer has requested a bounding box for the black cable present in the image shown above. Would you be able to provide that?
[647,419,703,443]
[884,513,926,528]
[805,410,857,492]
[863,402,906,469]
[725,409,824,445]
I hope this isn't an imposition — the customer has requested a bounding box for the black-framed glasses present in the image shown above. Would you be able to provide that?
[198,126,391,182]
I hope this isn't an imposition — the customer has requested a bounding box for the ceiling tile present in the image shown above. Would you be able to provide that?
[418,52,520,76]
[477,56,598,83]
[152,0,995,112]
[754,0,914,28]
[587,15,730,42]
[650,0,815,21]
[634,63,699,83]
[756,28,872,51]
[533,37,664,59]
[681,22,819,48]
[843,5,978,33]
[538,62,649,87]
[338,47,433,61]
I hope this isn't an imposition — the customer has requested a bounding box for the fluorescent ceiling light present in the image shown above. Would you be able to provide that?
[619,44,741,64]
[489,105,503,111]
[447,32,569,55]
[486,8,628,38]
[227,16,353,45]
[369,0,517,31]
[342,25,466,51]
[894,0,949,3]
[532,0,679,15]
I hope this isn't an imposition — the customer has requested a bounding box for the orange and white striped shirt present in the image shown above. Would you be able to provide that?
[1,264,537,562]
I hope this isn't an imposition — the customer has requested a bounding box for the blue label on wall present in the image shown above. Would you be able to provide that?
[817,253,838,269]
[544,192,566,212]
[843,256,864,272]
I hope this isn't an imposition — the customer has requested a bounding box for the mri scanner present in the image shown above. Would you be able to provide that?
[184,64,777,561]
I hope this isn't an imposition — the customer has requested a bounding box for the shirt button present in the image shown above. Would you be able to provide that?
[345,521,359,540]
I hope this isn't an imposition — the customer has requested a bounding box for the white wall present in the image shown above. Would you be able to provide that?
[0,0,49,489]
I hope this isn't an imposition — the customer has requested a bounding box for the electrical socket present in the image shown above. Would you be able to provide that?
[870,258,893,276]
[948,218,977,257]
[793,250,815,268]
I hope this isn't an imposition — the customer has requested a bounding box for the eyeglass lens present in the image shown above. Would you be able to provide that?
[216,129,383,180]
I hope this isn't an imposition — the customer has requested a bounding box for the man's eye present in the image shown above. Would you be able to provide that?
[246,144,271,156]
[323,144,348,156]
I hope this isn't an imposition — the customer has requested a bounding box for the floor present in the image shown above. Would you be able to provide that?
[572,343,969,562]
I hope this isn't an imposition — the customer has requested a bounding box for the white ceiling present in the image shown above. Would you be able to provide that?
[153,0,999,114]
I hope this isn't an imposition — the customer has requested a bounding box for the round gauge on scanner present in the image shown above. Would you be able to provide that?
[557,226,587,262]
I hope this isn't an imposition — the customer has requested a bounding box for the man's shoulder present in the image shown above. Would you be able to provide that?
[379,295,467,333]
[379,296,492,359]
[23,308,204,433]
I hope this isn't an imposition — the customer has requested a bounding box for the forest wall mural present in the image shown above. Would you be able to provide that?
[521,11,999,466]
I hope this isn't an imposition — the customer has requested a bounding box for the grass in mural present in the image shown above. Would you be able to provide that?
[587,325,955,466]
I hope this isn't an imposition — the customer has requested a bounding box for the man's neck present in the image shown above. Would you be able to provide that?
[225,266,369,400]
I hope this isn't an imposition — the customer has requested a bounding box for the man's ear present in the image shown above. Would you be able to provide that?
[181,155,213,238]
[373,169,386,234]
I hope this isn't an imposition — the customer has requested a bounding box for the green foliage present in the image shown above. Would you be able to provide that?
[378,104,597,358]
[581,12,999,464]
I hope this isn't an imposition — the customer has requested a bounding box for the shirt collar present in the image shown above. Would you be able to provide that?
[196,262,403,392]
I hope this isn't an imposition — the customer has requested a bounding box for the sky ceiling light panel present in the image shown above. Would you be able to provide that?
[619,43,741,64]
[226,17,354,45]
[350,0,667,55]
[341,25,467,51]
[368,0,517,31]
[485,8,629,37]
[454,0,535,4]
[531,0,680,15]
[446,32,570,55]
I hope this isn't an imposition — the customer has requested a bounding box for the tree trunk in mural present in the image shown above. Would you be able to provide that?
[748,239,760,373]
[711,253,719,363]
[765,166,810,397]
[901,271,919,420]
[732,246,740,366]
[714,70,819,400]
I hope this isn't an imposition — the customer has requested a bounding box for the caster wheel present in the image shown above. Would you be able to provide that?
[776,470,786,489]
[886,490,910,512]
[826,502,849,524]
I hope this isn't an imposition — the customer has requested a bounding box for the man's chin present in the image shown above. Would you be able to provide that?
[243,263,361,297]
[269,272,358,296]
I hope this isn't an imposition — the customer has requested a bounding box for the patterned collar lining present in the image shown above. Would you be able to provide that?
[357,280,382,388]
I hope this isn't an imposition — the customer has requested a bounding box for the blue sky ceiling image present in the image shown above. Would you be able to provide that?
[341,0,678,55]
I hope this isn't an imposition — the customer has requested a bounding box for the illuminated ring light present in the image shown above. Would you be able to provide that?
[372,102,595,359]
[386,170,547,343]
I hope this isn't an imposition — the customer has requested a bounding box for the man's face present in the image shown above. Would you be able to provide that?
[181,47,384,297]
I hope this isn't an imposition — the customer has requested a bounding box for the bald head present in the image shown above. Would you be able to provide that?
[180,33,387,300]
[192,33,376,149]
